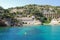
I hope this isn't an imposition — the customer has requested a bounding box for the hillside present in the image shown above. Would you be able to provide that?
[8,4,60,14]
[0,4,60,24]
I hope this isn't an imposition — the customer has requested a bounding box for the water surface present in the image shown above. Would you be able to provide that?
[0,25,60,40]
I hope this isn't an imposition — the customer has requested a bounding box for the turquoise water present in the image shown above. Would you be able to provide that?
[0,25,60,40]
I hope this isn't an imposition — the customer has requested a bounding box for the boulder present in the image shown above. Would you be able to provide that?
[0,19,7,27]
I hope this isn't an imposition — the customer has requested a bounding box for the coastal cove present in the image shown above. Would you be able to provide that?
[0,0,60,40]
[0,25,60,40]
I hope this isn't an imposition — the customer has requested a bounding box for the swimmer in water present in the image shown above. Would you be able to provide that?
[24,32,27,35]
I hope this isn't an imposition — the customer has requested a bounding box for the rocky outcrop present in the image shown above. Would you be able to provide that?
[0,19,7,27]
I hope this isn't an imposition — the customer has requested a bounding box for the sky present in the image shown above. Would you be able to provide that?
[0,0,60,9]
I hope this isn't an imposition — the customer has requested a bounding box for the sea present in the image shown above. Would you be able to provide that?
[0,25,60,40]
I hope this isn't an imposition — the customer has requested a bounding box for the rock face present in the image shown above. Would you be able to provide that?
[0,20,7,27]
[50,19,59,25]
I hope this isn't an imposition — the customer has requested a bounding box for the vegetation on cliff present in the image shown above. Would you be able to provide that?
[0,4,60,26]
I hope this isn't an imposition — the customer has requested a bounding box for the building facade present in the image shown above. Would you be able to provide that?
[43,9,60,19]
